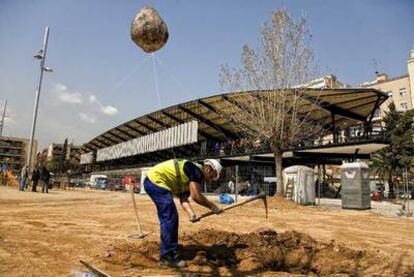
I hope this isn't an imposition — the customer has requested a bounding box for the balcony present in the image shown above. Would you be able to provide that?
[0,144,23,150]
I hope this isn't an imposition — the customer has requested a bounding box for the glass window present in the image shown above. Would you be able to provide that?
[399,87,406,96]
[400,103,408,110]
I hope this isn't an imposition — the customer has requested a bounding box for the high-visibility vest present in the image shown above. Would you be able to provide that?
[147,159,202,194]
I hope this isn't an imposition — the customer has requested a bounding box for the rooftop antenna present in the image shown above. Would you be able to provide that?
[0,100,7,137]
[370,58,380,76]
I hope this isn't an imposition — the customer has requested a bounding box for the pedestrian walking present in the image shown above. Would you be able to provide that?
[31,167,40,192]
[40,166,51,193]
[19,165,28,191]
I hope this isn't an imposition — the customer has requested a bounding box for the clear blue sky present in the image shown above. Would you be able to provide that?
[0,0,413,150]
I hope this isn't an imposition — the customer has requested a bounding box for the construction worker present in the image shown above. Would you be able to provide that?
[144,158,223,268]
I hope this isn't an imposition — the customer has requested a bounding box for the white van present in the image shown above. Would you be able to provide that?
[88,175,107,189]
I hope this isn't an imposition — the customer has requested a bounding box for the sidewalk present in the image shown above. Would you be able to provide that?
[319,197,414,218]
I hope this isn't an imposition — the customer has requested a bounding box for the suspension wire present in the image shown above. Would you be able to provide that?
[151,53,162,107]
[154,55,193,100]
[113,55,151,91]
[150,53,176,160]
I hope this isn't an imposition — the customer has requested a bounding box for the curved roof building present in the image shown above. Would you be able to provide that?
[79,88,387,171]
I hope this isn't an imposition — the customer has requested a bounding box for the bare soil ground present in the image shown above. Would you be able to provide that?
[0,186,413,276]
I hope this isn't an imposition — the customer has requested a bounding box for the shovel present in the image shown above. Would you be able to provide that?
[198,193,268,220]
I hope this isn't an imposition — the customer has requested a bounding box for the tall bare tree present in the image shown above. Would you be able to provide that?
[219,10,324,195]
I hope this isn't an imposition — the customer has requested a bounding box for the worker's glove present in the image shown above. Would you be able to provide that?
[211,205,223,215]
[189,214,200,223]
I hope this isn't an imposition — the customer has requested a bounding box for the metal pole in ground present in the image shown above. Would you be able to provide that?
[235,165,239,202]
[318,164,321,206]
[0,100,7,137]
[404,168,412,216]
[27,27,51,172]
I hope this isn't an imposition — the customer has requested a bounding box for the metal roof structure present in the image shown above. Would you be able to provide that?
[80,88,388,163]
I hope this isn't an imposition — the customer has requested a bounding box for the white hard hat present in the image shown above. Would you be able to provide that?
[204,159,222,181]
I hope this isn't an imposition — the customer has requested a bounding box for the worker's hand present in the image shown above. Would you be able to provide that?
[211,205,223,215]
[189,214,200,223]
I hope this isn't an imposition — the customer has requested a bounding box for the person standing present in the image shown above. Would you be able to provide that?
[40,166,50,193]
[144,159,223,268]
[19,165,28,191]
[228,178,235,194]
[1,162,7,186]
[31,167,40,192]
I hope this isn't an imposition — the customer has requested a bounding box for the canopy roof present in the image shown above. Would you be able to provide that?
[81,88,387,154]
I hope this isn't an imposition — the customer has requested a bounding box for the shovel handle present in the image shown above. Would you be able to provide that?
[199,193,266,220]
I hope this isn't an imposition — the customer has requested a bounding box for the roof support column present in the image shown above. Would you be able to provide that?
[364,96,382,138]
[331,113,337,143]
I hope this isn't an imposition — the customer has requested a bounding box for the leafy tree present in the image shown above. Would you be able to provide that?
[46,138,72,176]
[46,156,67,175]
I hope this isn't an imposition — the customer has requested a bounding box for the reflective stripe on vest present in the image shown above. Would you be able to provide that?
[147,159,202,194]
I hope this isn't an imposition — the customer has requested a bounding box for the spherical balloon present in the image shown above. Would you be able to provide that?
[130,6,169,53]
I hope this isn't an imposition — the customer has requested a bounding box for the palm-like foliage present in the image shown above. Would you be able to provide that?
[370,102,414,198]
[371,149,392,182]
[370,149,394,195]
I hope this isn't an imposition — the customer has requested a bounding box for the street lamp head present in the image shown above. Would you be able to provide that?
[43,67,53,72]
[33,49,44,60]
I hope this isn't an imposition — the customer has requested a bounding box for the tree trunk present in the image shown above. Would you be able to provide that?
[388,176,395,199]
[274,149,284,196]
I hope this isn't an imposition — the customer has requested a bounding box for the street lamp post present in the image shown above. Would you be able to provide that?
[0,100,7,137]
[27,26,52,171]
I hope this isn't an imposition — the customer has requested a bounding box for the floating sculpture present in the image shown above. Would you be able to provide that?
[130,6,169,53]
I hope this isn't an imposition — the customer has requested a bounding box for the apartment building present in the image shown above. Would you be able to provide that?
[303,74,351,89]
[361,48,414,120]
[0,136,37,175]
[47,142,81,161]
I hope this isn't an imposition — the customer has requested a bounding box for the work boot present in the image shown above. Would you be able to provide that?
[159,252,186,268]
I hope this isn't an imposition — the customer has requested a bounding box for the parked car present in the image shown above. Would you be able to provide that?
[88,175,107,189]
[69,178,86,188]
[95,180,107,190]
[398,191,412,199]
[114,181,125,191]
[371,183,384,201]
[122,175,140,193]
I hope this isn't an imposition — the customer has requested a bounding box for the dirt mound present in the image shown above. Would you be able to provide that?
[102,228,398,276]
[265,195,304,210]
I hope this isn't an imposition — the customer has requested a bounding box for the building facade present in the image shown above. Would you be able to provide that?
[0,136,37,175]
[303,74,351,89]
[47,142,81,161]
[361,49,414,120]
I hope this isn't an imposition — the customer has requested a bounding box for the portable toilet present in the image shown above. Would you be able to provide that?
[340,161,371,209]
[283,165,315,205]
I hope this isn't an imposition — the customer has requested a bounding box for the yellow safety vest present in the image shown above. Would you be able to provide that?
[147,159,202,194]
